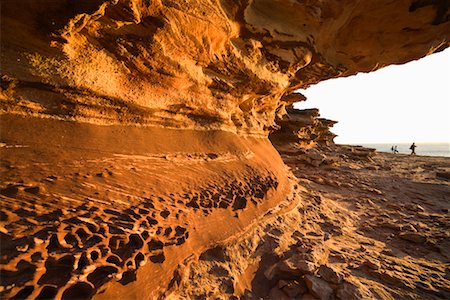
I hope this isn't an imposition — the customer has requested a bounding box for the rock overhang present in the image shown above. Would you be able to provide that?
[0,0,449,135]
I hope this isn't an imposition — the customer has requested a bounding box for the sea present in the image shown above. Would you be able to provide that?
[356,143,450,157]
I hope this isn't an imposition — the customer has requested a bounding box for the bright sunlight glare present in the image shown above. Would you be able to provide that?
[295,48,450,144]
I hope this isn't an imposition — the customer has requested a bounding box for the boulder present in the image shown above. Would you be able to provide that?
[305,275,333,300]
[318,265,344,284]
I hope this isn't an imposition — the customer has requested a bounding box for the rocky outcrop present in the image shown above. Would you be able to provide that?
[169,144,450,300]
[0,116,292,299]
[269,106,337,149]
[269,106,340,167]
[1,1,449,299]
[1,0,449,135]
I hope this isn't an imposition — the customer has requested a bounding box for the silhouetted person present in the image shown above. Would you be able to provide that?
[409,142,417,155]
[391,146,394,153]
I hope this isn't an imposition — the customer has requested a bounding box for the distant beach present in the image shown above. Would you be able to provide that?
[357,143,450,157]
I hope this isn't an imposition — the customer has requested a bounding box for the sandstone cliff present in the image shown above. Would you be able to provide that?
[1,0,449,135]
[269,106,337,149]
[1,1,449,299]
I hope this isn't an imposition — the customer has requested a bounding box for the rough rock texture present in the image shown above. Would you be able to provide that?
[1,1,450,299]
[171,145,450,300]
[1,0,449,134]
[0,116,292,299]
[269,106,337,149]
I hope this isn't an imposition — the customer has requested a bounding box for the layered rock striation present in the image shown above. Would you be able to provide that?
[1,0,449,135]
[269,106,337,150]
[1,1,449,299]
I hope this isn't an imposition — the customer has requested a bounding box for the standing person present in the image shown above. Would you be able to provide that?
[409,142,417,155]
[391,146,395,153]
[394,145,399,154]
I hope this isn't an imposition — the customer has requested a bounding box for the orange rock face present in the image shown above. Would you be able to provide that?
[1,0,449,134]
[1,1,449,299]
[270,107,337,149]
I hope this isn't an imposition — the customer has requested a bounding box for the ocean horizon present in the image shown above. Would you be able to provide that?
[349,143,450,157]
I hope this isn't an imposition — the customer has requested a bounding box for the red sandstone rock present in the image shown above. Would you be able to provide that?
[0,1,449,299]
[305,275,333,300]
[2,1,447,134]
[336,282,372,300]
[399,232,428,244]
[318,265,344,284]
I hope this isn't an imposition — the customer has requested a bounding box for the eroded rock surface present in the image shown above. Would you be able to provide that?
[1,0,449,134]
[270,106,337,149]
[0,116,292,299]
[1,1,449,299]
[173,145,450,300]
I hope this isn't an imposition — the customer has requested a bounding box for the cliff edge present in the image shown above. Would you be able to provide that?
[1,1,449,299]
[1,0,449,134]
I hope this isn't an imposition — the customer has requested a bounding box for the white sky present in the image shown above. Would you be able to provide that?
[295,48,450,144]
